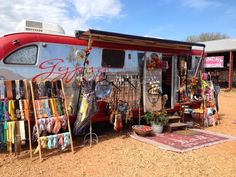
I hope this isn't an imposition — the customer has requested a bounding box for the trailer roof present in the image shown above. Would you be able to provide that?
[76,29,205,51]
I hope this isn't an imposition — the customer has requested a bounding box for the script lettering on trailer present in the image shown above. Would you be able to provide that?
[32,58,107,83]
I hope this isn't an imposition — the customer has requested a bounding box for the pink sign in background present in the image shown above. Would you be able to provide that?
[204,56,224,68]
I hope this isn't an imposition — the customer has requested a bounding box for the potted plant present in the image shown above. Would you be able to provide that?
[144,111,168,133]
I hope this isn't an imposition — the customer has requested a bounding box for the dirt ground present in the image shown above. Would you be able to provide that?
[1,90,236,177]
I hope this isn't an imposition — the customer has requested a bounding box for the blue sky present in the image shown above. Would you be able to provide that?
[1,0,236,41]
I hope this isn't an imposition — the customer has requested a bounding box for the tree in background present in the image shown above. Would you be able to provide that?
[186,32,229,42]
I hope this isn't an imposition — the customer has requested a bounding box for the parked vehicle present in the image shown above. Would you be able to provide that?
[0,20,205,123]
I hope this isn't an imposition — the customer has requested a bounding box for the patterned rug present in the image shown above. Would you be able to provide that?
[174,129,202,136]
[130,129,236,153]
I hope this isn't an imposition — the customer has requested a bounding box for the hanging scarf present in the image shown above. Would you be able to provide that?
[0,122,5,151]
[0,101,2,121]
[23,100,29,121]
[1,98,8,151]
[50,98,55,116]
[15,100,21,120]
[15,80,21,100]
[4,98,9,121]
[8,100,15,121]
[19,100,24,120]
[73,80,98,135]
[45,80,52,98]
[56,98,63,116]
[19,120,26,142]
[6,121,15,153]
[34,100,42,119]
[5,80,13,99]
[52,99,61,134]
[19,80,25,99]
[0,79,5,99]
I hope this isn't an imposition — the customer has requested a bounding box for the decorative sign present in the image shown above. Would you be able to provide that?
[204,56,224,68]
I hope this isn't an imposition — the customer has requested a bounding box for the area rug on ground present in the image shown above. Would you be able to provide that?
[130,129,236,153]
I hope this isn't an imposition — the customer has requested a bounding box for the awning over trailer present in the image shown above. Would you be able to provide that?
[75,29,205,53]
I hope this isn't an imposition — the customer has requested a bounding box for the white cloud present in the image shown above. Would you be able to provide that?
[0,0,122,36]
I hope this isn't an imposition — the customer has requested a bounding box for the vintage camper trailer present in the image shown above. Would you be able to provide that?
[0,21,205,123]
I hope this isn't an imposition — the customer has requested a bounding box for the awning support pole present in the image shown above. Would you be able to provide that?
[194,47,205,77]
[229,50,233,90]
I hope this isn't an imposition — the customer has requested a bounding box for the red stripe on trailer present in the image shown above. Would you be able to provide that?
[0,33,88,61]
[0,32,203,61]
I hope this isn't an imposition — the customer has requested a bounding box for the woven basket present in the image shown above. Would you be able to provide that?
[132,125,153,136]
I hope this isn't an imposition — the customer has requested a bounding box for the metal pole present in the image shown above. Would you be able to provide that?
[229,50,233,90]
[194,47,205,77]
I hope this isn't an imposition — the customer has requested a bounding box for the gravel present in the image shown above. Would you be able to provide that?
[1,90,236,177]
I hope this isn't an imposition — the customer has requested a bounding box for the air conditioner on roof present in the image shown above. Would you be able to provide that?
[16,20,65,35]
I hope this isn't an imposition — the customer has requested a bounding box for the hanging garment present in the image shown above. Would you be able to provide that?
[32,81,40,100]
[52,98,62,134]
[0,122,5,151]
[47,135,54,149]
[11,80,16,99]
[73,80,98,135]
[35,100,42,119]
[52,134,58,148]
[5,80,13,99]
[45,80,52,98]
[6,121,15,153]
[43,99,51,118]
[15,100,21,120]
[19,80,25,99]
[8,100,15,121]
[63,132,70,147]
[19,100,24,120]
[3,121,8,151]
[60,115,67,131]
[46,117,55,133]
[19,120,26,143]
[3,98,9,121]
[49,98,55,116]
[0,101,2,121]
[58,134,64,146]
[15,80,21,100]
[0,79,5,99]
[23,100,29,121]
[40,136,48,149]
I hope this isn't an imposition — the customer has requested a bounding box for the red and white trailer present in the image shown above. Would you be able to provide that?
[0,21,205,123]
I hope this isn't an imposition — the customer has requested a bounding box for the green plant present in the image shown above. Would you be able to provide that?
[144,111,168,126]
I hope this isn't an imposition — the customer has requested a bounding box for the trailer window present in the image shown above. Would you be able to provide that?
[4,45,38,65]
[101,49,125,68]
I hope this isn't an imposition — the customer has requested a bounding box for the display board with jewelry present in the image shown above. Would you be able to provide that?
[0,79,32,157]
[103,73,141,132]
[30,79,74,162]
